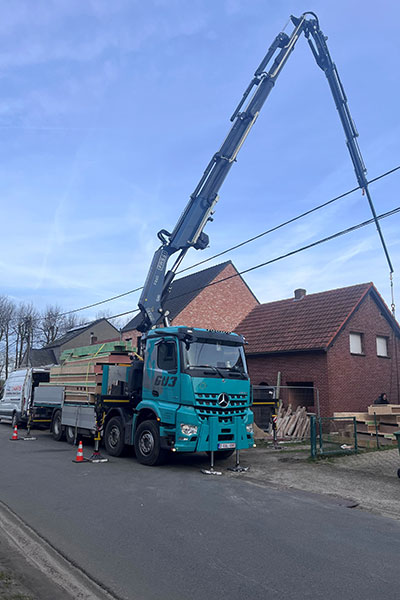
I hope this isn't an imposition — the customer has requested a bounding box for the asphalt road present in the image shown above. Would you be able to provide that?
[1,423,400,600]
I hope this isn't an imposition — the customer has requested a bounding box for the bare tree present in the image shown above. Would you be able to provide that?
[13,303,40,368]
[37,307,88,347]
[95,310,123,331]
[61,313,87,335]
[38,305,64,346]
[0,296,16,378]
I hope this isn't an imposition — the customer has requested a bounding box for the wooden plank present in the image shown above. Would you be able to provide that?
[368,404,400,415]
[355,422,369,433]
[376,415,400,425]
[294,412,308,438]
[333,412,370,420]
[51,364,96,376]
[367,423,400,434]
[285,407,300,436]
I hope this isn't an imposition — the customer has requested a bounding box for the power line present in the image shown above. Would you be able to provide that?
[80,203,400,326]
[60,163,400,317]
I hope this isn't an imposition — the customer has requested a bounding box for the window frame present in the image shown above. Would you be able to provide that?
[376,335,389,358]
[349,332,364,356]
[156,339,178,373]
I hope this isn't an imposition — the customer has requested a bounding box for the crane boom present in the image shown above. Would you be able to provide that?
[137,12,391,332]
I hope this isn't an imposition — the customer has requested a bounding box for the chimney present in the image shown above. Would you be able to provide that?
[294,288,306,300]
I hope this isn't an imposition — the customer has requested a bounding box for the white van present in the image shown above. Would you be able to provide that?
[0,368,50,427]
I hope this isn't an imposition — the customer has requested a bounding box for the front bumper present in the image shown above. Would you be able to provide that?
[162,406,254,453]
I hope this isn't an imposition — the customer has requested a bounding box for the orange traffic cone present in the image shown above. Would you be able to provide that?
[72,441,88,463]
[10,425,19,441]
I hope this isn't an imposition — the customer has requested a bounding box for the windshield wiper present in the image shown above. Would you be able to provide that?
[192,364,225,378]
[229,366,248,379]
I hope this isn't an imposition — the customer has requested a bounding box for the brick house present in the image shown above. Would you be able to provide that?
[236,283,400,416]
[22,318,120,367]
[121,260,258,345]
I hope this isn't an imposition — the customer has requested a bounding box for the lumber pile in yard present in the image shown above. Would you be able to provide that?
[41,341,134,403]
[275,405,310,440]
[334,405,400,447]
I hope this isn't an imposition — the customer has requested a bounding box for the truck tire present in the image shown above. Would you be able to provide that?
[206,449,235,460]
[104,417,126,457]
[51,410,64,441]
[65,426,76,445]
[134,420,166,466]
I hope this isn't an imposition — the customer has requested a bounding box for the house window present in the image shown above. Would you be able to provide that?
[349,333,364,355]
[376,336,389,357]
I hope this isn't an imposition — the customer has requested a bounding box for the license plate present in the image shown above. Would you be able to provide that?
[218,442,236,449]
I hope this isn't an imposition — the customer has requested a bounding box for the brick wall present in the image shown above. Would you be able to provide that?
[246,351,330,415]
[122,263,258,345]
[173,263,258,331]
[327,293,400,413]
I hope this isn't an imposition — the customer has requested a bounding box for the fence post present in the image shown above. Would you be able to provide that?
[353,416,358,454]
[310,415,316,459]
[373,411,380,449]
[318,417,323,454]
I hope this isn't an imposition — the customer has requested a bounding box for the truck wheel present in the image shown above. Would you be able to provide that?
[65,426,76,445]
[51,410,64,441]
[206,449,235,460]
[134,420,166,466]
[104,417,126,457]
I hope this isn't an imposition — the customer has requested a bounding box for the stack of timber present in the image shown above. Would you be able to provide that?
[42,341,134,404]
[275,405,310,440]
[334,405,400,446]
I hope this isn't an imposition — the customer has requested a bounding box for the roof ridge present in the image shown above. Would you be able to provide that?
[236,281,385,354]
[121,260,235,332]
[255,282,373,308]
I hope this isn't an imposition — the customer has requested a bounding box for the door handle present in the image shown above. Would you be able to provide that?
[152,390,159,397]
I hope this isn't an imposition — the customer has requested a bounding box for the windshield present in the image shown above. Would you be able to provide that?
[183,340,247,373]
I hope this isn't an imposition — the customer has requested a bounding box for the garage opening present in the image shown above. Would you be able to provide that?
[285,382,314,410]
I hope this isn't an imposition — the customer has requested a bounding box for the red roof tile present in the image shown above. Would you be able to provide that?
[237,283,374,354]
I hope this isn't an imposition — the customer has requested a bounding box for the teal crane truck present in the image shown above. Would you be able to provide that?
[33,13,385,467]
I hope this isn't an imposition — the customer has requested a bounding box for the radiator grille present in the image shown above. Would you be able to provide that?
[195,393,248,422]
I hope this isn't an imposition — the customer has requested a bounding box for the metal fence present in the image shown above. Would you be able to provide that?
[251,386,276,430]
[310,415,358,458]
[251,384,318,433]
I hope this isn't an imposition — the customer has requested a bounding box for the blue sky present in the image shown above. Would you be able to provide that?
[1,0,399,325]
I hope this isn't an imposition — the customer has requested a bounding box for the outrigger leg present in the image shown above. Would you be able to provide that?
[201,450,222,476]
[227,449,249,473]
[89,411,108,463]
[23,411,37,441]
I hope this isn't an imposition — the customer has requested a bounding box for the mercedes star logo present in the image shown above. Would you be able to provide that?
[218,393,230,408]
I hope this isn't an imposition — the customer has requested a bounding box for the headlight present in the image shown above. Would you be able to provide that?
[180,424,198,436]
[246,423,254,434]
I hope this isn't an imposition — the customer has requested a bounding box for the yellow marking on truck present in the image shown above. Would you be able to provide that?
[32,419,52,423]
[103,399,130,403]
[252,402,276,405]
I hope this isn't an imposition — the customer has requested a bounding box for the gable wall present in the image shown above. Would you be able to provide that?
[55,321,119,361]
[172,263,258,331]
[326,293,400,413]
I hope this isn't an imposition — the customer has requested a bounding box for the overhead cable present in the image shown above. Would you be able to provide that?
[60,163,400,317]
[79,204,400,326]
